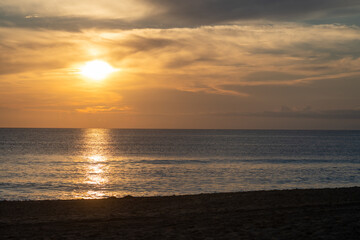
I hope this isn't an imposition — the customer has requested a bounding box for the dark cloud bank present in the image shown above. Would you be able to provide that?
[210,108,360,120]
[1,0,360,30]
[147,0,360,25]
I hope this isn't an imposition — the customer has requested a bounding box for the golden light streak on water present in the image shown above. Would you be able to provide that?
[78,128,111,199]
[87,155,107,162]
[85,163,108,185]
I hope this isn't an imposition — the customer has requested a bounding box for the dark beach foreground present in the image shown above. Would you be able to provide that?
[1,187,359,239]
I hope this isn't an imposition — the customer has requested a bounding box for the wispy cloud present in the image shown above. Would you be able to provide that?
[206,107,360,120]
[1,1,360,128]
[76,106,131,113]
[259,108,360,119]
[2,24,360,92]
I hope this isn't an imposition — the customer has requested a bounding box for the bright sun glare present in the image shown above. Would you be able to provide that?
[80,60,117,81]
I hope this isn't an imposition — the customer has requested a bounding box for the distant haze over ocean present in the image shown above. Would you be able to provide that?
[0,128,359,200]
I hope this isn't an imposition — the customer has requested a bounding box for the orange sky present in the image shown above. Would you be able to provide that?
[1,1,360,129]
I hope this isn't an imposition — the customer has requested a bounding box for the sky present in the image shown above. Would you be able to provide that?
[0,0,360,129]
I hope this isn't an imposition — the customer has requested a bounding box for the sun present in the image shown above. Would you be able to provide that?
[80,60,117,81]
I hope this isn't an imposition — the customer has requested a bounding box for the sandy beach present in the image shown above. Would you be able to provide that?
[0,187,359,239]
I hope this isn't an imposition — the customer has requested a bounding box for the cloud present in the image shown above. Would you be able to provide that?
[1,24,360,129]
[259,107,360,119]
[112,25,360,90]
[76,106,131,113]
[120,35,179,53]
[0,12,135,32]
[143,0,360,26]
[243,71,305,82]
[207,107,360,120]
[3,24,360,96]
[0,0,147,19]
[1,0,360,30]
[0,28,86,75]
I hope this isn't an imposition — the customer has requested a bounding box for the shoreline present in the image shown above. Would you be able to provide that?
[1,187,360,239]
[2,185,360,202]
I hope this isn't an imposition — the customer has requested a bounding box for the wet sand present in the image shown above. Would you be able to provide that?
[1,187,359,239]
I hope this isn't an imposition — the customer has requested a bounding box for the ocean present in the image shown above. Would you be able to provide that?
[0,128,359,200]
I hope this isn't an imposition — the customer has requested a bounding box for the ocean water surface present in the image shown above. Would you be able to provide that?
[0,128,359,200]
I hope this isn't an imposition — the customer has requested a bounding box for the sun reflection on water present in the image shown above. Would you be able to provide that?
[87,155,107,162]
[85,163,108,185]
[76,128,112,199]
[88,164,105,174]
